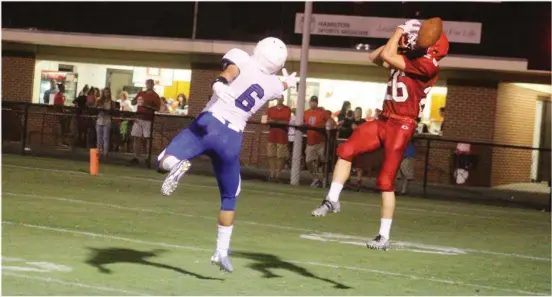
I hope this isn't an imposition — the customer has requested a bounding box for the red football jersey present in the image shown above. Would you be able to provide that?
[382,54,440,120]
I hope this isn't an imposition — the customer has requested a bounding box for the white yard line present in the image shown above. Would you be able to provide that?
[4,192,551,262]
[3,164,549,224]
[2,221,547,296]
[285,260,548,296]
[3,271,149,295]
[3,192,316,233]
[2,220,208,252]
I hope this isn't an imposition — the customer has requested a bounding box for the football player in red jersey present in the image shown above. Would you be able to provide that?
[311,19,449,250]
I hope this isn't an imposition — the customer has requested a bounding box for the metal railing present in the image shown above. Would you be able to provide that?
[3,101,551,210]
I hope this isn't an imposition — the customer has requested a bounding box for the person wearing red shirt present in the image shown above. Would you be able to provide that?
[53,84,71,146]
[53,84,66,106]
[303,96,329,187]
[266,97,291,181]
[130,79,161,166]
[311,19,449,250]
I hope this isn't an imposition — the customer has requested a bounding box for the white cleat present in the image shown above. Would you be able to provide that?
[161,160,191,196]
[311,199,340,217]
[366,234,391,251]
[210,251,234,273]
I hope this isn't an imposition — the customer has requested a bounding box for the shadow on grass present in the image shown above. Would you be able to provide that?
[231,251,351,289]
[85,247,223,281]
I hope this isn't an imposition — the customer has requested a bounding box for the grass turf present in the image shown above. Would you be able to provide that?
[2,154,551,295]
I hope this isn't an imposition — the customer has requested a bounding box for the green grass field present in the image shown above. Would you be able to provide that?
[2,154,551,295]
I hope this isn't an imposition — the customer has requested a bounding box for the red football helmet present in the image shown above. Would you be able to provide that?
[427,33,449,61]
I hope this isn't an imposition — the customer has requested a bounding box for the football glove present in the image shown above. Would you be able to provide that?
[398,19,421,34]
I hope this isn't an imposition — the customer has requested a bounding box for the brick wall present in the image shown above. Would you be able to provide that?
[417,79,499,185]
[490,83,548,186]
[2,52,36,102]
[443,79,498,142]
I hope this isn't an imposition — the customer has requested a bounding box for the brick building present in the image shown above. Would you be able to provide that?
[2,29,551,188]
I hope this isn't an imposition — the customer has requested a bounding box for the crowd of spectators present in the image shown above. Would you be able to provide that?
[47,78,187,165]
[264,95,417,192]
[43,79,433,194]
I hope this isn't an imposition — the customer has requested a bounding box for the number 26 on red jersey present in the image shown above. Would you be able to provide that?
[385,69,432,108]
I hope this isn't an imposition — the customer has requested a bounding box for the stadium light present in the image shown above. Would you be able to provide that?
[355,43,371,51]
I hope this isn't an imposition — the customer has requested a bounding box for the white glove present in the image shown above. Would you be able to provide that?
[398,19,421,34]
[212,81,236,104]
[282,68,297,89]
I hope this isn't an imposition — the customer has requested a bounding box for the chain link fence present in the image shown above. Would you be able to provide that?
[3,101,550,210]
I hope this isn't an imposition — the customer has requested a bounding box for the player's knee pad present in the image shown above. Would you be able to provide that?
[220,196,237,211]
[376,175,395,192]
[220,176,240,211]
[336,142,356,162]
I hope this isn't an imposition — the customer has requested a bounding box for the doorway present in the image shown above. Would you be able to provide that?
[106,69,133,99]
[537,97,551,183]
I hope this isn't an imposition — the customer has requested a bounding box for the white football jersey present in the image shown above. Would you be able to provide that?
[203,48,284,130]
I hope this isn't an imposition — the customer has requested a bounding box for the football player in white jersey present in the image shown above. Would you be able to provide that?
[156,37,297,273]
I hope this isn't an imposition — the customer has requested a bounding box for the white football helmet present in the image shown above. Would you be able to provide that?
[252,37,288,75]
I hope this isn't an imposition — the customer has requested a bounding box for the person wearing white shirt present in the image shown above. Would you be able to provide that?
[118,91,134,152]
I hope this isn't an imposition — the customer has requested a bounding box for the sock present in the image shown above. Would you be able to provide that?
[216,225,233,257]
[379,218,393,239]
[161,155,179,171]
[327,182,344,202]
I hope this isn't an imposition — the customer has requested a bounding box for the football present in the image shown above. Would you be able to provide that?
[416,17,443,49]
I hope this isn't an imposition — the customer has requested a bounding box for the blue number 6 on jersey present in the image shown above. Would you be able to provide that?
[235,84,265,112]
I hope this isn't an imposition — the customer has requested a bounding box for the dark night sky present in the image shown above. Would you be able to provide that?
[2,1,551,70]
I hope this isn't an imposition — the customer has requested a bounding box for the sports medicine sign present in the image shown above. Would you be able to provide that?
[295,13,482,44]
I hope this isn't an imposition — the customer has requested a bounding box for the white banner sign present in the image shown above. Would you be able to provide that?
[295,13,482,44]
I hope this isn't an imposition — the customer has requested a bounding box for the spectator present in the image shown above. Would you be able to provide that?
[325,109,338,173]
[335,101,352,124]
[287,108,297,169]
[73,88,88,147]
[304,96,329,187]
[398,140,416,195]
[325,110,338,129]
[86,87,97,106]
[266,97,291,181]
[352,107,366,130]
[79,84,90,97]
[43,80,58,105]
[118,91,133,152]
[53,84,71,146]
[53,84,66,107]
[351,107,368,189]
[373,108,382,120]
[119,91,134,112]
[365,108,374,121]
[439,107,446,134]
[94,87,101,100]
[337,110,355,139]
[159,97,170,113]
[129,79,161,166]
[177,93,187,109]
[95,88,116,157]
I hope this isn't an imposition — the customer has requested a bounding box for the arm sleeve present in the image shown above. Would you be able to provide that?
[221,48,250,71]
[403,55,439,78]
